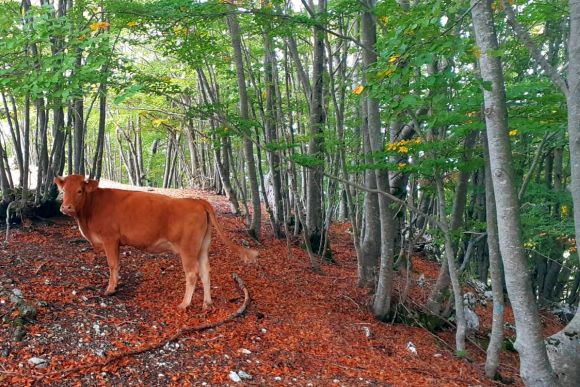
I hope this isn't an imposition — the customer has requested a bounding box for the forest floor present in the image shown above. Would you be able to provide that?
[0,182,564,386]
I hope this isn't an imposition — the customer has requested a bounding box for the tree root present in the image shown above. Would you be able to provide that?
[16,273,250,383]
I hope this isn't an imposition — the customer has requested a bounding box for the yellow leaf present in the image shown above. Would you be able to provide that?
[383,68,395,77]
[380,16,389,25]
[398,146,409,154]
[509,129,518,137]
[398,162,407,170]
[472,47,481,58]
[127,21,138,28]
[90,21,110,32]
[388,55,400,64]
[353,85,364,95]
[561,205,569,218]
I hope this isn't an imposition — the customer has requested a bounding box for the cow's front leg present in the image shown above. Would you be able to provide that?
[103,241,120,296]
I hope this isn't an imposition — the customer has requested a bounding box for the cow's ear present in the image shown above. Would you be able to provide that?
[86,179,99,192]
[54,176,65,190]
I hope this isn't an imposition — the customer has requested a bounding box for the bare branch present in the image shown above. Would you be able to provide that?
[501,0,569,97]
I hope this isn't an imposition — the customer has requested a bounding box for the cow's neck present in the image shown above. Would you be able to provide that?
[74,191,98,240]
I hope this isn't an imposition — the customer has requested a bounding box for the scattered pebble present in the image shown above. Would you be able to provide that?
[238,370,252,380]
[228,371,242,383]
[28,357,48,368]
[239,348,252,355]
[406,341,417,355]
[274,376,282,382]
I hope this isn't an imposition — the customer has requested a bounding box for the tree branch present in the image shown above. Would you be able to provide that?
[500,0,569,97]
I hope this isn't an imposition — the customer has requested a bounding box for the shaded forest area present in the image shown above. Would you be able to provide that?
[0,0,579,385]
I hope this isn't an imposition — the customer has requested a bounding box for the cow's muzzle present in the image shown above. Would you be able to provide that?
[60,204,76,216]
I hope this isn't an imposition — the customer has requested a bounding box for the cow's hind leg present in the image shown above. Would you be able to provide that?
[103,241,120,296]
[178,239,202,310]
[199,226,212,310]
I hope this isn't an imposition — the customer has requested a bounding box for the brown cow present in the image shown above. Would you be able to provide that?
[54,174,258,310]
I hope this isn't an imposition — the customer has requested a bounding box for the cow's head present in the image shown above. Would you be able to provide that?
[54,175,99,217]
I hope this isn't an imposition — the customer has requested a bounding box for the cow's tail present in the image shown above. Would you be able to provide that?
[202,201,258,264]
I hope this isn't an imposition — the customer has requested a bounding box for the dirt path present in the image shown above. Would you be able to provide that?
[0,184,533,386]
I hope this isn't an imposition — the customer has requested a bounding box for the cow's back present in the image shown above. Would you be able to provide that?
[83,189,208,252]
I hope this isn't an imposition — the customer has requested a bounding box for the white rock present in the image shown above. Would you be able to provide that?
[28,357,48,368]
[261,328,267,334]
[238,370,252,380]
[362,326,372,338]
[274,376,282,381]
[229,371,242,383]
[464,306,480,332]
[406,341,417,355]
[239,348,252,355]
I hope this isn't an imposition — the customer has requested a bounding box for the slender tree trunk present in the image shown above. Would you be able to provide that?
[435,175,466,353]
[471,1,560,384]
[305,0,327,257]
[483,131,504,379]
[227,13,261,239]
[361,0,395,319]
[545,1,580,383]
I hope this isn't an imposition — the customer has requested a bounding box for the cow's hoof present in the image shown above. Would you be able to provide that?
[202,302,213,311]
[104,289,117,296]
[177,302,189,310]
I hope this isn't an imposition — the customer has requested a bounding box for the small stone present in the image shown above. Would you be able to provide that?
[158,373,165,378]
[433,353,442,358]
[11,289,23,298]
[228,371,241,383]
[100,302,107,307]
[239,348,252,355]
[333,379,340,384]
[260,328,267,334]
[224,354,230,359]
[13,326,26,342]
[95,349,106,357]
[37,301,48,307]
[28,357,48,368]
[274,376,282,382]
[72,290,77,296]
[238,370,252,380]
[19,304,37,322]
[362,326,372,338]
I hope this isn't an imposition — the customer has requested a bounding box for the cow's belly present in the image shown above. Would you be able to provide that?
[120,236,176,254]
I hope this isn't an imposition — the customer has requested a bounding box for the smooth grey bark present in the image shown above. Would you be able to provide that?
[471,0,560,385]
[483,131,504,379]
[263,21,284,238]
[359,98,381,288]
[435,175,466,353]
[545,1,580,383]
[426,131,476,315]
[227,13,261,239]
[361,0,395,319]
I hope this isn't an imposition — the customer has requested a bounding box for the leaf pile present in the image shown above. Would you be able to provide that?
[0,183,563,386]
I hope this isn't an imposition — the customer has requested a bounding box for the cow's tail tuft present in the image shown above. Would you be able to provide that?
[203,200,258,263]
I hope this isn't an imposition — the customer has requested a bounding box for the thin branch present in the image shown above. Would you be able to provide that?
[19,273,250,383]
[501,0,569,97]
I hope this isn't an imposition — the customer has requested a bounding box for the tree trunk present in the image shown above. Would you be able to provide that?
[305,0,327,255]
[471,1,560,384]
[546,1,580,384]
[227,13,261,239]
[361,0,395,319]
[483,131,505,379]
